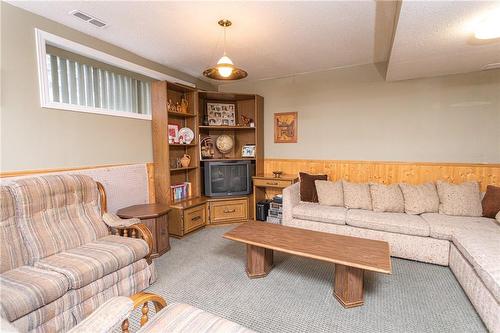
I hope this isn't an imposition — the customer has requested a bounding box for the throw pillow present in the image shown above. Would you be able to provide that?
[436,181,482,217]
[315,180,344,206]
[370,183,405,213]
[299,172,327,203]
[482,185,500,218]
[342,181,372,210]
[399,183,439,215]
[496,211,500,225]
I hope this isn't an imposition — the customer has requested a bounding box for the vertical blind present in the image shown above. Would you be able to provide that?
[46,53,151,115]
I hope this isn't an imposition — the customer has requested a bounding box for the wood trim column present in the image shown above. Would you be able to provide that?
[333,264,364,308]
[246,244,273,278]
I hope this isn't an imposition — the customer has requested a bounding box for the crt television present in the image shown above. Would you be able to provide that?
[204,160,252,197]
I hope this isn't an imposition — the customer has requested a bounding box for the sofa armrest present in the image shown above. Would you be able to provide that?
[283,182,301,224]
[113,223,155,264]
[68,297,133,333]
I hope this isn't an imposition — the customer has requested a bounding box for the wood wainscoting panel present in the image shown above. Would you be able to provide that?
[264,159,500,191]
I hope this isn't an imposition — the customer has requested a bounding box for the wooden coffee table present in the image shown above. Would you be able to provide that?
[223,221,392,308]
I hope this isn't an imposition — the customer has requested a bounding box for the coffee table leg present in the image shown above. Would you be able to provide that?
[246,244,273,278]
[333,264,364,308]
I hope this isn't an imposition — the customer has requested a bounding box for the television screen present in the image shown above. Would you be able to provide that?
[204,161,252,196]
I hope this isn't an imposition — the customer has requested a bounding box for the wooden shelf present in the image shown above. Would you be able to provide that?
[170,166,198,172]
[169,143,197,147]
[168,111,197,118]
[199,126,255,130]
[201,158,256,162]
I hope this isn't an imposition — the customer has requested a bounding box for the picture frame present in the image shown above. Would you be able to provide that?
[168,124,179,144]
[242,144,256,158]
[274,112,297,143]
[207,102,236,126]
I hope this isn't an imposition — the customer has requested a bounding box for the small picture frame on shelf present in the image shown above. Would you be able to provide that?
[168,124,179,144]
[242,144,256,158]
[207,102,236,126]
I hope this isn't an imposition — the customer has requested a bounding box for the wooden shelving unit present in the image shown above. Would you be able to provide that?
[198,91,264,166]
[152,81,200,205]
[152,85,264,237]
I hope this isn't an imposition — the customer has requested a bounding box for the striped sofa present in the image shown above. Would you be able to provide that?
[0,174,156,332]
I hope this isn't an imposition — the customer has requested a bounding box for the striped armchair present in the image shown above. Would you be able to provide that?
[68,292,254,333]
[0,174,156,332]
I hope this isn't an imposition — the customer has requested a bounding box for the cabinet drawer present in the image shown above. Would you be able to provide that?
[184,205,206,233]
[253,178,292,188]
[210,199,248,224]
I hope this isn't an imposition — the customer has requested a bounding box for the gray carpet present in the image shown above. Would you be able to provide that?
[143,225,486,333]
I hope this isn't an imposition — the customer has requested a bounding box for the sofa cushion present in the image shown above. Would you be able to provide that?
[370,183,404,213]
[299,173,327,203]
[346,209,430,237]
[0,266,69,321]
[452,230,500,303]
[11,175,109,264]
[137,303,255,333]
[482,185,500,218]
[0,185,29,273]
[421,213,499,240]
[292,203,346,225]
[343,181,372,210]
[436,180,482,217]
[399,183,439,215]
[315,180,343,206]
[35,235,149,289]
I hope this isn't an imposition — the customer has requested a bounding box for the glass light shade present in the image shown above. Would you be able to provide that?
[474,11,500,39]
[216,55,234,77]
[217,65,234,78]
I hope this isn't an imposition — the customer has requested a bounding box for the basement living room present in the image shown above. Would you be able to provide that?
[1,1,499,333]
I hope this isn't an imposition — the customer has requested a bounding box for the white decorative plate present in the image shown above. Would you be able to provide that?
[178,127,194,144]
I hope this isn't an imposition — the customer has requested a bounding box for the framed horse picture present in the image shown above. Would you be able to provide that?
[274,112,297,143]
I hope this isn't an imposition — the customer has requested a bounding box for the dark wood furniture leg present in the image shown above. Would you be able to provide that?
[333,264,364,308]
[246,244,273,278]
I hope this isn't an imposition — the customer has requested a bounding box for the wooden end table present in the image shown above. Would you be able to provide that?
[117,203,171,258]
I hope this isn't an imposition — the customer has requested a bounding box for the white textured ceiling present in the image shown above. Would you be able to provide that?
[387,1,500,81]
[8,1,397,83]
[8,1,500,83]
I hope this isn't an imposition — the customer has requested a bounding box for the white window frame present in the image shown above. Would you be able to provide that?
[35,28,195,120]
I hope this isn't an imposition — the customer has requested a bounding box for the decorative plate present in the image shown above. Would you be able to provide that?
[178,127,194,144]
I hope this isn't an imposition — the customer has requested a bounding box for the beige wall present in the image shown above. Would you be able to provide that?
[220,64,500,163]
[0,3,215,172]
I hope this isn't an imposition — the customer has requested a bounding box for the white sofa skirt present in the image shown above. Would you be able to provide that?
[449,244,500,333]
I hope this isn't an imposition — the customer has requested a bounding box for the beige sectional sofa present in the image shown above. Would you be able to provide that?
[0,174,156,332]
[283,181,500,333]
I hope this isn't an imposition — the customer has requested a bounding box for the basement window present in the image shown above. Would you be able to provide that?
[35,29,195,120]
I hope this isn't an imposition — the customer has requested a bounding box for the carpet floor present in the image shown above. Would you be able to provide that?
[142,225,486,333]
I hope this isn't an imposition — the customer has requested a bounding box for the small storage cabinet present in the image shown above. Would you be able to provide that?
[168,197,208,237]
[208,197,248,225]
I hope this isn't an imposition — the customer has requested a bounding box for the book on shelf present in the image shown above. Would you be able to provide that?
[170,182,191,201]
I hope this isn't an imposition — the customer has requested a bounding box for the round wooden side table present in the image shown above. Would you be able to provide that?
[117,203,171,258]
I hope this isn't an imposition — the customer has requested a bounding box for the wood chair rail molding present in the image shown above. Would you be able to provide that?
[264,158,500,192]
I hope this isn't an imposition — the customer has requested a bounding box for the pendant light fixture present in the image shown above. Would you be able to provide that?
[203,19,248,80]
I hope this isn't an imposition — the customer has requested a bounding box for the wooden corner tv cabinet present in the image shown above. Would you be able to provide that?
[152,82,263,236]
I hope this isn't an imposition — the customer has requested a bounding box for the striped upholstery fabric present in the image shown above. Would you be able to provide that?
[73,259,149,303]
[68,297,133,333]
[12,292,75,333]
[73,264,151,323]
[0,266,69,321]
[0,185,29,273]
[35,235,149,289]
[11,174,109,264]
[137,303,255,333]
